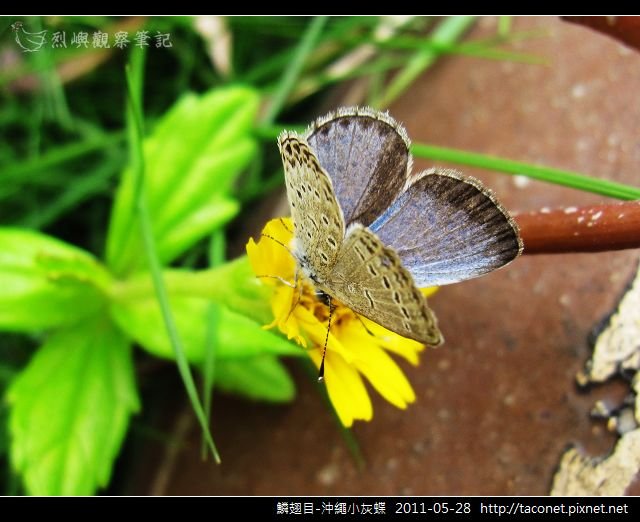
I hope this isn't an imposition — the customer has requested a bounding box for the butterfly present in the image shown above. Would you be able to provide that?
[278,107,522,376]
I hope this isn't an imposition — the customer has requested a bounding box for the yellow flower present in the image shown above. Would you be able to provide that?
[246,218,437,428]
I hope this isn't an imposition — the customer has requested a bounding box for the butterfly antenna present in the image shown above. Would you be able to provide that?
[256,233,297,288]
[257,270,301,320]
[279,217,293,234]
[260,233,293,256]
[318,295,333,382]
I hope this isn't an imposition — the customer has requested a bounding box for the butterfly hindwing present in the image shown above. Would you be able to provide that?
[278,132,345,280]
[323,224,443,346]
[370,168,523,287]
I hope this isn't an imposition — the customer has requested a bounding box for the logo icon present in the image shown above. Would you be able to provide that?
[11,21,48,52]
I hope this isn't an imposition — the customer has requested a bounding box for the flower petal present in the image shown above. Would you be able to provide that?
[247,217,434,427]
[420,286,439,298]
[338,324,417,409]
[271,287,306,345]
[308,349,372,427]
[246,220,295,283]
[359,317,425,366]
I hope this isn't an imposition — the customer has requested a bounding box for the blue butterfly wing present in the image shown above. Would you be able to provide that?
[369,169,523,287]
[306,107,410,228]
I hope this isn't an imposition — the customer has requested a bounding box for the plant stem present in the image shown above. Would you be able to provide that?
[515,201,640,254]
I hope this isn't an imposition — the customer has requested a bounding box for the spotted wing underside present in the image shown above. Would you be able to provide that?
[278,132,345,281]
[324,224,443,346]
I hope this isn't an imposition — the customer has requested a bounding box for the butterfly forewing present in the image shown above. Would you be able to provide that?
[323,224,443,346]
[278,132,345,280]
[306,108,411,228]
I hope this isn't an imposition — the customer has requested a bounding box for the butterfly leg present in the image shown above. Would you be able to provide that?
[282,266,303,322]
[255,274,296,287]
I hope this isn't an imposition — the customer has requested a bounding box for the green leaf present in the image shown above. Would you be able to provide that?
[158,196,239,265]
[189,257,276,325]
[0,228,110,332]
[109,256,301,363]
[110,296,302,364]
[106,86,261,276]
[6,317,139,495]
[216,355,295,402]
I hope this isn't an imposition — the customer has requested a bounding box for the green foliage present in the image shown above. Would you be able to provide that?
[107,86,259,276]
[216,356,295,403]
[110,275,302,363]
[7,318,139,495]
[0,229,109,332]
[0,82,283,494]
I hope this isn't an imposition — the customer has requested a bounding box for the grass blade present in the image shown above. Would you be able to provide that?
[124,49,220,463]
[412,143,640,200]
[2,133,123,185]
[255,123,640,200]
[262,16,329,124]
[375,16,476,108]
[201,231,225,459]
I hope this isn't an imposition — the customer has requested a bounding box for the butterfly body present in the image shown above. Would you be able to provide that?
[278,107,522,347]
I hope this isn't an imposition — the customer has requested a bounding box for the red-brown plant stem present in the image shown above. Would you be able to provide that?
[562,16,640,53]
[514,201,640,254]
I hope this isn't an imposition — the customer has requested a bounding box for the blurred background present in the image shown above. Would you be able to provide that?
[1,16,639,496]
